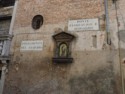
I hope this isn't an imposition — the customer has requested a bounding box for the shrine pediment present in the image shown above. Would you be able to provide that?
[53,32,75,42]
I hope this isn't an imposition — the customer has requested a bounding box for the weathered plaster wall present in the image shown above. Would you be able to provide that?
[3,0,122,94]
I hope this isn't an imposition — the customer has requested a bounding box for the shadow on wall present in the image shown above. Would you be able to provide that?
[118,30,125,42]
[117,30,125,58]
[69,64,118,94]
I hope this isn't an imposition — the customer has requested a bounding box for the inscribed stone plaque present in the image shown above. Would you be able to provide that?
[68,18,99,31]
[20,40,43,51]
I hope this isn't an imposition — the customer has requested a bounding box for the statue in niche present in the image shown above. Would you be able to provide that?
[59,43,68,57]
[52,31,75,63]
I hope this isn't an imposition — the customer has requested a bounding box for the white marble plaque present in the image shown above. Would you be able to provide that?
[68,18,99,31]
[20,40,43,51]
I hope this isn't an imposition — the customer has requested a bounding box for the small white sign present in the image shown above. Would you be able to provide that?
[68,18,99,31]
[20,40,43,51]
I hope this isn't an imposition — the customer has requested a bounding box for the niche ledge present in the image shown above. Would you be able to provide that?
[52,57,73,63]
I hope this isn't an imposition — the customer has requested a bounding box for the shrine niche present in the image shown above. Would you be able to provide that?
[52,31,75,63]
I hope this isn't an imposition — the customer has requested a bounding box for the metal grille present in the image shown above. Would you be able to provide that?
[0,41,4,55]
[0,0,15,7]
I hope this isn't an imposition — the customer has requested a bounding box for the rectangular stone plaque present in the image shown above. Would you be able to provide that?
[68,18,99,31]
[20,40,43,51]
